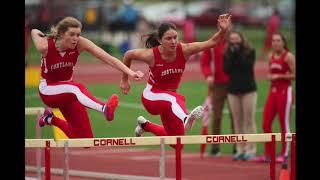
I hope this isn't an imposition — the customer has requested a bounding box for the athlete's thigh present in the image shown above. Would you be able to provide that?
[59,101,93,138]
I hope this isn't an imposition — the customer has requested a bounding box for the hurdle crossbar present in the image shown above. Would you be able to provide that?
[25,133,295,148]
[25,112,296,180]
[25,107,45,115]
[25,133,296,180]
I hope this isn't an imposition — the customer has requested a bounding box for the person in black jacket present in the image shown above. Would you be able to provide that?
[223,31,257,161]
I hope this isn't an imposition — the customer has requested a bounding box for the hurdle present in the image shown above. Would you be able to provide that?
[25,133,296,180]
[25,107,44,180]
[25,105,168,180]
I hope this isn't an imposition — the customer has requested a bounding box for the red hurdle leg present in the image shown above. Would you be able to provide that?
[290,134,296,180]
[270,135,276,180]
[45,140,51,180]
[176,137,182,180]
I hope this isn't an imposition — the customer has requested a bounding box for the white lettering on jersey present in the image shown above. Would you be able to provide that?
[270,63,282,70]
[50,61,74,70]
[161,68,183,76]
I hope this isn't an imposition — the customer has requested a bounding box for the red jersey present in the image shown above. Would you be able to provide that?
[269,50,291,87]
[41,38,79,82]
[200,41,229,84]
[148,43,186,90]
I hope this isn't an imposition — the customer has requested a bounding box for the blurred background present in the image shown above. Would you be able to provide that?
[25,0,295,65]
[25,0,295,154]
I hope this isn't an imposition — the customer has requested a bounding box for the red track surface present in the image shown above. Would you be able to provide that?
[71,60,269,84]
[25,147,290,180]
[26,60,287,179]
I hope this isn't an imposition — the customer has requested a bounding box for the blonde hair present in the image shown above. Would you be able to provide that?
[47,17,82,40]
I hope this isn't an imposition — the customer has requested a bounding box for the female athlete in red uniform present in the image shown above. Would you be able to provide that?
[31,17,144,138]
[254,33,295,163]
[119,14,232,148]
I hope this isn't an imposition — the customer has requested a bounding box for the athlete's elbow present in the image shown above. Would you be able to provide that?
[124,50,136,61]
[124,50,135,57]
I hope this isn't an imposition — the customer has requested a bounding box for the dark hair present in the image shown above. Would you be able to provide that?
[272,32,289,51]
[143,22,177,48]
[273,8,280,16]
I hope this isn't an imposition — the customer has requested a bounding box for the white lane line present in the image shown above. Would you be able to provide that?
[25,94,296,113]
[25,177,38,180]
[25,166,178,180]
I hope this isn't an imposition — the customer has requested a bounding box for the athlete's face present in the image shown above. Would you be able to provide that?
[61,27,81,49]
[271,34,284,52]
[159,29,178,52]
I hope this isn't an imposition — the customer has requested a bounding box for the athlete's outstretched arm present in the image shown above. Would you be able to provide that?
[181,14,232,60]
[120,49,153,94]
[78,37,144,81]
[30,29,48,56]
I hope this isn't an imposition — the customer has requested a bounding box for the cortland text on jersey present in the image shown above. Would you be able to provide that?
[50,61,74,71]
[161,68,183,76]
[270,63,282,70]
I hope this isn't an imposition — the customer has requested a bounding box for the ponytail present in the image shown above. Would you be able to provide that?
[142,22,177,48]
[143,32,160,48]
[46,26,58,40]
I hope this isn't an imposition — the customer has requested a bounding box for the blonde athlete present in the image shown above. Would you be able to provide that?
[31,16,144,138]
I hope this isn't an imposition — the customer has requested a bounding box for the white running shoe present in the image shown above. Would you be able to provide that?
[135,116,148,137]
[184,106,204,130]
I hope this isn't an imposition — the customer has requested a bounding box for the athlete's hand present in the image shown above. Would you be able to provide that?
[268,73,281,80]
[120,78,131,95]
[206,75,214,89]
[206,75,214,84]
[217,14,232,32]
[130,70,144,81]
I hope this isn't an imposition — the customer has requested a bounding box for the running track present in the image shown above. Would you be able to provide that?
[25,147,288,180]
[70,60,269,84]
[26,60,290,179]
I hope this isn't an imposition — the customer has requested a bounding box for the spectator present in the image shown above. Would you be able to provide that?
[25,14,31,67]
[253,33,295,163]
[107,0,139,33]
[223,31,257,161]
[38,0,51,32]
[260,8,280,60]
[106,0,122,33]
[200,37,236,157]
[183,14,199,62]
[118,0,139,32]
[109,0,140,55]
[182,15,196,43]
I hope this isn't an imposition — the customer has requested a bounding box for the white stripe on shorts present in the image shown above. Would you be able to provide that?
[143,84,187,122]
[284,86,292,156]
[39,79,104,112]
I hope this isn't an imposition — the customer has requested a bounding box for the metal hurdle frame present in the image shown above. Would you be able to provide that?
[25,107,168,180]
[25,107,44,180]
[25,133,296,180]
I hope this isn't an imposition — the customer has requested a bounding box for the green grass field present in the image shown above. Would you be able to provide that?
[25,80,296,155]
